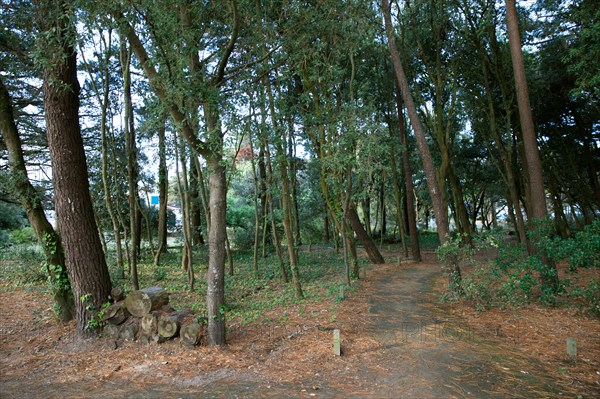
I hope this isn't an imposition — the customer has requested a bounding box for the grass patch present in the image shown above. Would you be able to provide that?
[103,244,364,327]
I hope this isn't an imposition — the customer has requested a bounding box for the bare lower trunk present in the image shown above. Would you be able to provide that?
[154,116,169,264]
[206,156,227,346]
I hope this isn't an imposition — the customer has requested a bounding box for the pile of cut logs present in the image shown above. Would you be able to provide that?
[102,286,204,347]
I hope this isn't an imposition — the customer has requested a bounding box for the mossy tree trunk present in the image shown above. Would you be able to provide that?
[1,77,75,323]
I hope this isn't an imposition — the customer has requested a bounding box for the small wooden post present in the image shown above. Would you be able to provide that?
[333,329,341,356]
[566,338,577,357]
[339,285,345,300]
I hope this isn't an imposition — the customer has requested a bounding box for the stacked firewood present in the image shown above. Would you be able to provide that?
[101,286,204,347]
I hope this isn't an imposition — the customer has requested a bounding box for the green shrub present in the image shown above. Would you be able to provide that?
[10,226,37,244]
[460,219,600,316]
[0,230,9,247]
[0,244,46,284]
[583,279,600,317]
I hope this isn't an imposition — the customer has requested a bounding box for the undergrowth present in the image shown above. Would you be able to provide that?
[448,219,600,317]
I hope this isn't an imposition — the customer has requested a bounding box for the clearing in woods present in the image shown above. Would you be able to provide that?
[1,251,599,398]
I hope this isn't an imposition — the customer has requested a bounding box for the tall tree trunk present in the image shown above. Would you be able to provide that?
[277,143,303,298]
[247,104,261,274]
[287,118,301,246]
[116,0,237,346]
[382,0,450,244]
[189,159,204,246]
[505,0,556,290]
[120,40,140,290]
[383,0,460,291]
[264,75,303,298]
[477,44,528,243]
[204,107,228,346]
[390,153,408,258]
[379,174,387,238]
[175,134,194,290]
[154,115,169,265]
[206,153,227,345]
[193,156,211,234]
[38,0,111,336]
[394,84,421,261]
[505,0,547,220]
[1,77,75,323]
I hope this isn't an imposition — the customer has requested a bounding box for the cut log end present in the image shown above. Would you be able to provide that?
[124,286,169,317]
[180,322,202,347]
[110,287,124,303]
[102,301,130,325]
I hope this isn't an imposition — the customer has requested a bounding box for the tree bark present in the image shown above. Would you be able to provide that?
[346,206,385,264]
[206,153,227,346]
[505,0,547,220]
[154,114,169,264]
[38,0,112,336]
[189,158,204,246]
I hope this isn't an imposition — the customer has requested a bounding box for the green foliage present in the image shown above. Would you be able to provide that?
[0,201,27,232]
[9,226,37,244]
[81,295,109,331]
[436,234,474,267]
[0,241,46,284]
[0,229,9,247]
[564,219,600,270]
[460,221,600,316]
[582,279,600,317]
[419,231,441,250]
[436,233,474,296]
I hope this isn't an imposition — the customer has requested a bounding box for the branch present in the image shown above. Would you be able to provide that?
[111,8,209,158]
[213,0,240,87]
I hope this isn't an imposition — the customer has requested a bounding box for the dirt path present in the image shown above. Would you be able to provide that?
[355,262,563,398]
[1,260,576,398]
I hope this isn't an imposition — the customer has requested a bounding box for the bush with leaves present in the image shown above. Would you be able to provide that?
[459,219,600,316]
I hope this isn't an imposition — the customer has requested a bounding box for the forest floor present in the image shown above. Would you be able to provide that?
[1,250,599,398]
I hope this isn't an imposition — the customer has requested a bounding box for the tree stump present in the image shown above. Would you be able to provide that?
[158,309,192,339]
[180,322,202,347]
[124,286,169,317]
[102,301,129,325]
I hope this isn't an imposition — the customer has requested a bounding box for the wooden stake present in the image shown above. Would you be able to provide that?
[333,329,341,356]
[566,338,577,357]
